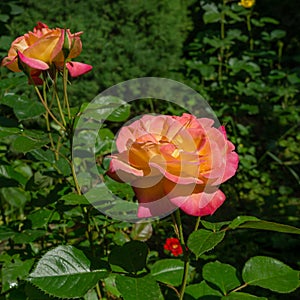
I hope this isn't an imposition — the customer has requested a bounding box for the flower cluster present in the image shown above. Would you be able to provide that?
[164,238,183,256]
[2,22,92,84]
[107,113,239,218]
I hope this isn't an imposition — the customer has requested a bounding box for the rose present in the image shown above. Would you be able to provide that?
[107,113,239,218]
[164,238,183,256]
[1,22,92,84]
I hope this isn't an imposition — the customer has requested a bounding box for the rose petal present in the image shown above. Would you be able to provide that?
[18,51,49,70]
[149,160,204,185]
[134,178,166,204]
[136,195,178,218]
[67,29,83,59]
[222,145,239,182]
[107,156,144,183]
[66,61,92,77]
[52,29,65,61]
[170,187,226,216]
[137,198,177,218]
[219,125,227,138]
[1,56,20,72]
[34,22,49,32]
[132,177,178,218]
[23,30,63,63]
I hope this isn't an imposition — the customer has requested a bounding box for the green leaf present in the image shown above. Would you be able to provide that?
[185,281,222,299]
[83,96,130,122]
[287,73,300,84]
[83,184,117,209]
[222,292,267,299]
[2,258,34,293]
[1,94,45,120]
[14,98,45,121]
[203,261,241,295]
[107,104,130,122]
[201,220,230,231]
[8,3,24,15]
[83,288,99,300]
[0,76,26,90]
[239,220,300,234]
[24,283,56,300]
[260,17,279,25]
[197,64,215,79]
[105,177,135,200]
[27,209,54,229]
[55,156,71,176]
[0,226,16,240]
[229,216,300,234]
[0,187,29,208]
[60,193,90,205]
[0,126,20,138]
[115,274,163,300]
[27,245,109,298]
[151,259,185,286]
[95,128,115,155]
[228,216,260,230]
[242,256,299,293]
[187,229,225,257]
[203,3,221,24]
[0,14,9,22]
[113,231,130,246]
[103,274,121,297]
[13,230,46,244]
[29,149,55,163]
[109,241,148,273]
[11,136,48,153]
[0,164,29,186]
[224,7,242,22]
[251,19,264,27]
[270,29,286,40]
[240,102,260,114]
[130,222,153,241]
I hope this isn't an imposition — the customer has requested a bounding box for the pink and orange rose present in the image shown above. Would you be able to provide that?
[2,22,92,84]
[107,113,239,218]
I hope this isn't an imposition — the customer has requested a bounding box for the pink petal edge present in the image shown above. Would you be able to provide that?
[18,51,49,70]
[170,189,226,216]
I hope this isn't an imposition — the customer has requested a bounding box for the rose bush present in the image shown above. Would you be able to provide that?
[2,22,92,84]
[107,113,239,218]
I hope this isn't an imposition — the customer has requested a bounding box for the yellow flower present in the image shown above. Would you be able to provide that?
[238,0,255,8]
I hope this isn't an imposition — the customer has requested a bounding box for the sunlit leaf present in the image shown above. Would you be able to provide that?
[151,259,185,286]
[131,222,153,241]
[27,245,109,298]
[242,256,299,293]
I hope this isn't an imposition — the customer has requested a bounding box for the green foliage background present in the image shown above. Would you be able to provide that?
[0,0,299,299]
